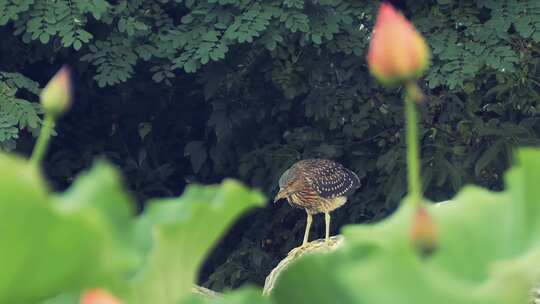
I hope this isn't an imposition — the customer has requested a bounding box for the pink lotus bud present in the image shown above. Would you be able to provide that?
[80,289,122,304]
[40,65,72,117]
[409,206,437,256]
[367,3,430,86]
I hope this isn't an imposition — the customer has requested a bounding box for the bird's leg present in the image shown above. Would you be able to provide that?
[325,212,331,244]
[302,211,313,246]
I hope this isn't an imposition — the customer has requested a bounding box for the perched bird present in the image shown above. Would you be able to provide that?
[274,159,361,246]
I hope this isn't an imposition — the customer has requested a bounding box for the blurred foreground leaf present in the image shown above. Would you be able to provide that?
[0,152,266,303]
[129,179,265,303]
[0,155,137,303]
[183,287,270,304]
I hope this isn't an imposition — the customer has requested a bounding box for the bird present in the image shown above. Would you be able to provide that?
[274,159,361,246]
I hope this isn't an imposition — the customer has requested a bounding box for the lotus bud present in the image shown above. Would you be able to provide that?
[80,289,122,304]
[409,206,437,256]
[367,3,430,86]
[40,65,72,117]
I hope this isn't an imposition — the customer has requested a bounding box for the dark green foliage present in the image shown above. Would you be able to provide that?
[0,71,42,150]
[0,0,539,291]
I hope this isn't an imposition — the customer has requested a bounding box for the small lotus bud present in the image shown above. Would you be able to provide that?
[367,3,430,86]
[80,289,122,304]
[409,206,437,256]
[40,65,72,117]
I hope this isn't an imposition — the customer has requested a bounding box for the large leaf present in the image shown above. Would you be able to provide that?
[52,160,140,285]
[129,179,265,304]
[184,141,208,173]
[0,155,137,303]
[271,148,540,304]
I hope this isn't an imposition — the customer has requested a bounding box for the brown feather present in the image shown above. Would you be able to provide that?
[277,159,361,214]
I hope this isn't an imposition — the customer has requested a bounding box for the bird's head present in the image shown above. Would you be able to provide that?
[275,166,300,203]
[274,188,291,204]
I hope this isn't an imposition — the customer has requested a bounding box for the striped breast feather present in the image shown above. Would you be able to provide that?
[303,159,361,198]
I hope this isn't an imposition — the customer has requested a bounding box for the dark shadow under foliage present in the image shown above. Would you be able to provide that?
[0,0,539,291]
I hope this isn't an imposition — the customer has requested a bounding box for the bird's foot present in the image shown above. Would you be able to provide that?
[323,237,340,247]
[298,241,311,251]
[289,242,311,257]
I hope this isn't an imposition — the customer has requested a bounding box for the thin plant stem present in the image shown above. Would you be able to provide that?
[30,114,55,168]
[405,83,422,206]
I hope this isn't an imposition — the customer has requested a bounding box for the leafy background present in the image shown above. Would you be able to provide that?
[0,0,538,291]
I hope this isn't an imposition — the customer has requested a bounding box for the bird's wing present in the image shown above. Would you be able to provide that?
[303,159,361,198]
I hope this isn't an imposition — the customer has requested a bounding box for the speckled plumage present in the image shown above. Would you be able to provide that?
[275,159,361,246]
[278,159,360,214]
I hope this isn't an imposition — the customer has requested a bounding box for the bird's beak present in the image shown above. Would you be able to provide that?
[274,189,287,204]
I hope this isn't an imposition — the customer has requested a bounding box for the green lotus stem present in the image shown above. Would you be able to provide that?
[405,82,422,206]
[30,114,55,168]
